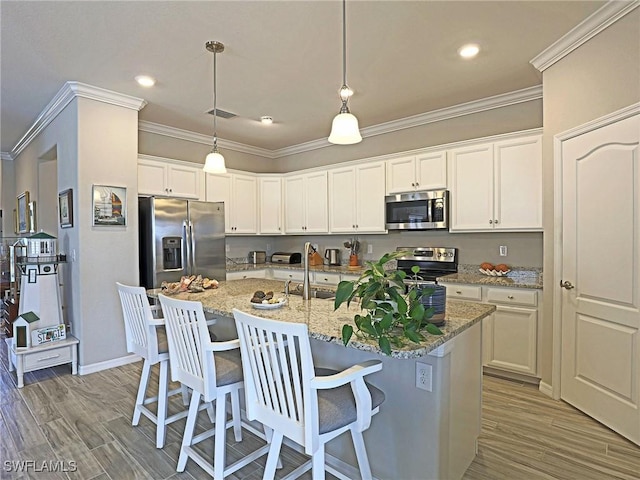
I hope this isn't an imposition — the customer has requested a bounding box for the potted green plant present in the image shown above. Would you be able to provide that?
[333,250,443,355]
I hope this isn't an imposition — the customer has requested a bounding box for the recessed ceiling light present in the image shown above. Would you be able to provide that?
[135,75,156,87]
[458,44,480,59]
[260,116,274,125]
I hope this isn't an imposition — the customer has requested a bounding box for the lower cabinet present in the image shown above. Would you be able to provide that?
[441,282,541,380]
[226,270,267,281]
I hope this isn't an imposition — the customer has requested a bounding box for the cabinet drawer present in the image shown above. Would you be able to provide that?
[272,269,305,281]
[24,345,73,370]
[227,270,267,280]
[445,284,482,301]
[486,287,537,307]
[314,272,341,286]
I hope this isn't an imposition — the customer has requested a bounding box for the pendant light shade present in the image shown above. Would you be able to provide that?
[328,0,361,145]
[203,41,227,174]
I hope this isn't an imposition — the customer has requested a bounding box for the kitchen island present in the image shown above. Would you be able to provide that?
[151,279,495,480]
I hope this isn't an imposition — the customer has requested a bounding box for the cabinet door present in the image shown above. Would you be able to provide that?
[355,162,386,232]
[416,151,447,190]
[206,173,232,233]
[449,143,494,231]
[167,164,203,200]
[232,174,258,234]
[386,155,416,194]
[329,167,356,233]
[138,160,167,196]
[284,175,306,233]
[485,305,537,375]
[259,177,283,234]
[304,172,329,233]
[494,136,542,230]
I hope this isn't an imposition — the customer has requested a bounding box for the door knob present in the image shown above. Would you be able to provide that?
[560,280,574,290]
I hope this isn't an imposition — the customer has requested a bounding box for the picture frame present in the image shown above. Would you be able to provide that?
[58,189,73,228]
[16,191,30,234]
[92,185,126,226]
[28,201,37,233]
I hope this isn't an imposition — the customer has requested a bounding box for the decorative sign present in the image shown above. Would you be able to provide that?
[32,324,66,346]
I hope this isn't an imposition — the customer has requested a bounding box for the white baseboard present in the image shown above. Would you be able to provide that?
[79,354,141,375]
[538,381,553,398]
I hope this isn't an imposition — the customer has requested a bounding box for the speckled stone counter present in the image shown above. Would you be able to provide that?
[227,261,366,276]
[438,271,543,289]
[149,278,495,359]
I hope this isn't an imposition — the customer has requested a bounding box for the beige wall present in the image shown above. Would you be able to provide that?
[1,159,16,235]
[540,9,640,386]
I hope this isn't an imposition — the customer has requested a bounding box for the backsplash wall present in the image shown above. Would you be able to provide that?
[226,231,543,269]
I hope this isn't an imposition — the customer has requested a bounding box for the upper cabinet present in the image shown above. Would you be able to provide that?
[258,176,283,235]
[138,155,204,200]
[329,162,386,233]
[206,172,258,234]
[284,171,328,234]
[448,135,542,232]
[385,151,447,194]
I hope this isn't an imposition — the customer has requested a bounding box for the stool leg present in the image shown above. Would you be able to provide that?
[230,388,242,442]
[133,360,152,425]
[311,444,326,480]
[178,391,201,472]
[263,431,283,480]
[351,427,372,480]
[213,392,228,480]
[156,359,169,448]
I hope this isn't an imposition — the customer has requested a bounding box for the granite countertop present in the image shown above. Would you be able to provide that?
[437,271,543,289]
[228,261,366,276]
[149,278,495,359]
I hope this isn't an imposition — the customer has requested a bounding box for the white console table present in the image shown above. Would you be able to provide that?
[6,335,79,388]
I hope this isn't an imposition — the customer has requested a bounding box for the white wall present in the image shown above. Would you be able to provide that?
[540,9,640,386]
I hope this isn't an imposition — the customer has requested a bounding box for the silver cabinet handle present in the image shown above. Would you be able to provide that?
[560,280,575,290]
[494,219,499,224]
[411,182,415,187]
[415,182,419,187]
[456,290,462,294]
[507,295,514,299]
[489,220,493,224]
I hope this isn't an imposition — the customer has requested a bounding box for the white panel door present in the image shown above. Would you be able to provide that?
[304,171,328,233]
[259,177,283,234]
[232,174,257,234]
[356,162,386,232]
[449,144,494,231]
[494,136,542,230]
[561,113,640,445]
[485,306,537,375]
[284,175,306,233]
[328,167,356,233]
[416,151,447,190]
[386,155,416,194]
[205,173,232,232]
[167,164,202,199]
[138,160,167,196]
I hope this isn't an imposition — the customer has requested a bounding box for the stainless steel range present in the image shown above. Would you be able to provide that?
[395,246,457,326]
[395,246,458,284]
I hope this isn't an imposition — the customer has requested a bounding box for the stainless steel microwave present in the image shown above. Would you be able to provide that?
[385,189,449,230]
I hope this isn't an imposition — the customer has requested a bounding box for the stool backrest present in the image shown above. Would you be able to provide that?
[116,282,160,362]
[158,294,218,400]
[233,308,316,448]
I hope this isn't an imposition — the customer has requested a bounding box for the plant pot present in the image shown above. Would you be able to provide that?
[412,284,446,326]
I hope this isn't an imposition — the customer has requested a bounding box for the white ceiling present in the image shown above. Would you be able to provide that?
[0,1,606,155]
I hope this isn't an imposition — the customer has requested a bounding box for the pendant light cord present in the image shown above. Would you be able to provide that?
[213,48,218,150]
[342,0,347,88]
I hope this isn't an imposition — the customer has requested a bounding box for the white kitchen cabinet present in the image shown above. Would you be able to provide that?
[441,282,541,380]
[206,172,258,234]
[283,172,328,234]
[258,176,283,235]
[226,270,267,280]
[448,135,542,231]
[385,151,447,194]
[328,162,386,233]
[271,269,305,282]
[313,272,341,286]
[138,155,204,200]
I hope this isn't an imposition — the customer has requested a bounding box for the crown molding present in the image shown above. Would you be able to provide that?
[1,151,13,161]
[531,0,639,72]
[138,121,276,159]
[11,81,146,160]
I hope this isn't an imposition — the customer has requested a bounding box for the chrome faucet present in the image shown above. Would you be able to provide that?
[303,241,311,300]
[284,279,292,297]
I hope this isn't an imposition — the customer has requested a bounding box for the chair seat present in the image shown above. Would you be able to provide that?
[214,349,243,386]
[315,368,386,435]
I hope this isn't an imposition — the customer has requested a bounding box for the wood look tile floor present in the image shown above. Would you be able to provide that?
[1,335,638,480]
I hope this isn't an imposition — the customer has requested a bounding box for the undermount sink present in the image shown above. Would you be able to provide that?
[287,289,336,300]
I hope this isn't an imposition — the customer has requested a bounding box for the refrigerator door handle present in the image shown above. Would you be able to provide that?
[188,220,196,275]
[183,220,192,276]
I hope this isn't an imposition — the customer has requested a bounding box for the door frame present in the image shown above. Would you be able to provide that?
[551,102,640,400]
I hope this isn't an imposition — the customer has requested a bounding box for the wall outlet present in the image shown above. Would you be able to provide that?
[499,245,508,256]
[416,362,432,391]
[367,244,373,254]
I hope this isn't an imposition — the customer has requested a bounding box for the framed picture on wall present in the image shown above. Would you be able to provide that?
[58,189,73,228]
[16,191,30,234]
[92,185,126,226]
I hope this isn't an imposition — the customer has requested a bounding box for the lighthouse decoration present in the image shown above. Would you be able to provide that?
[17,232,66,341]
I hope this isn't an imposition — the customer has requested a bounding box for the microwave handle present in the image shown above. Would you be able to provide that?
[427,200,433,222]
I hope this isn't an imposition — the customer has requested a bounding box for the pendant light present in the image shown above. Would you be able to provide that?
[203,41,227,174]
[328,0,362,145]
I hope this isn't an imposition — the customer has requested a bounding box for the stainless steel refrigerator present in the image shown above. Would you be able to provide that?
[139,197,226,289]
